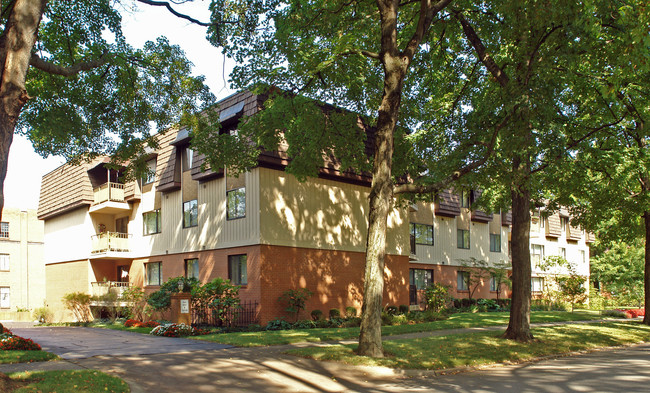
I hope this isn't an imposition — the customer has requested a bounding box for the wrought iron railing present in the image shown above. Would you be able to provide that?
[192,300,259,327]
[91,281,130,298]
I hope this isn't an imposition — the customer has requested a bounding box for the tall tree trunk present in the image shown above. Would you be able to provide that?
[0,0,46,220]
[503,156,534,341]
[643,211,650,325]
[357,63,405,357]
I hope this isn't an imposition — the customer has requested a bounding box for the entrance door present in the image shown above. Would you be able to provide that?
[117,266,130,283]
[115,217,128,234]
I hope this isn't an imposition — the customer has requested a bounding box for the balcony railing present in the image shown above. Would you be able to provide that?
[93,182,125,204]
[91,281,130,298]
[91,232,131,254]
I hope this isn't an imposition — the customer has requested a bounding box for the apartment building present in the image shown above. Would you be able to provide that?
[38,90,592,322]
[0,208,45,319]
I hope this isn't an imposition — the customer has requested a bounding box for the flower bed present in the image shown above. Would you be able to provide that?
[618,308,645,318]
[149,323,212,337]
[124,319,161,328]
[1,328,41,351]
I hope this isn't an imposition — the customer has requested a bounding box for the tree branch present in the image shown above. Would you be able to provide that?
[136,0,233,27]
[30,53,109,77]
[402,0,454,61]
[455,10,509,87]
[394,112,507,195]
[341,49,381,59]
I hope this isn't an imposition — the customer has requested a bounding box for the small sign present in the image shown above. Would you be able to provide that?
[180,299,189,314]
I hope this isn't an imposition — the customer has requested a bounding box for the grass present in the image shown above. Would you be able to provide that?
[191,310,604,347]
[0,350,59,364]
[287,321,650,370]
[6,370,129,393]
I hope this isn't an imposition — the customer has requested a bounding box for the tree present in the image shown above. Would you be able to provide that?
[0,0,221,220]
[551,0,650,323]
[458,258,493,302]
[200,0,503,357]
[442,0,644,341]
[591,241,645,307]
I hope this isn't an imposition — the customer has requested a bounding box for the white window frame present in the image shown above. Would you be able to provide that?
[0,287,9,309]
[0,254,9,271]
[146,262,162,286]
[457,271,470,291]
[489,233,501,252]
[227,187,246,220]
[228,254,247,285]
[0,222,8,238]
[185,258,199,280]
[531,277,544,293]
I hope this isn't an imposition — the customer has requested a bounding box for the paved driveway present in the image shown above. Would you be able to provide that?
[11,327,232,359]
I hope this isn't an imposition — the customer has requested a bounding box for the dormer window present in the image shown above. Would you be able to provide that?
[183,147,194,172]
[460,190,470,208]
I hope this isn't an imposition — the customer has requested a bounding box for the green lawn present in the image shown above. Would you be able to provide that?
[287,321,650,370]
[191,310,604,347]
[7,370,129,393]
[0,350,59,364]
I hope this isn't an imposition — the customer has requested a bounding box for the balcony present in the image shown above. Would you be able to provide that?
[90,281,131,306]
[90,232,132,259]
[89,182,131,214]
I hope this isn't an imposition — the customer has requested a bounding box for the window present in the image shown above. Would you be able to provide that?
[143,159,156,184]
[183,147,194,172]
[560,217,568,231]
[228,255,247,285]
[490,233,501,252]
[146,262,162,286]
[560,247,567,259]
[531,244,544,265]
[143,210,161,235]
[531,277,544,293]
[0,287,10,308]
[457,271,470,291]
[185,258,199,280]
[0,254,8,271]
[410,223,433,245]
[0,222,8,238]
[227,188,246,220]
[409,269,433,290]
[457,229,470,249]
[183,199,198,228]
[580,250,586,264]
[490,276,499,292]
[460,190,470,208]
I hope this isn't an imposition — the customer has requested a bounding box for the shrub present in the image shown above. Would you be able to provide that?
[310,309,323,321]
[278,288,313,322]
[425,283,452,312]
[619,308,645,318]
[407,309,447,322]
[341,317,361,328]
[192,277,241,327]
[124,319,140,327]
[477,298,499,311]
[121,286,149,321]
[345,306,357,318]
[148,276,200,311]
[150,323,195,337]
[33,306,54,324]
[265,318,292,331]
[247,324,263,332]
[292,320,316,329]
[141,320,161,328]
[315,319,336,328]
[384,305,398,315]
[602,309,628,318]
[398,305,409,314]
[329,308,341,319]
[0,322,3,334]
[62,292,92,322]
[0,335,41,351]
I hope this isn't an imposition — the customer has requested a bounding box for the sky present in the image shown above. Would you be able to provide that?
[4,1,235,211]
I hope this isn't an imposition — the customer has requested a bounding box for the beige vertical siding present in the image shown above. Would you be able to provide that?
[259,167,408,255]
[43,207,94,264]
[410,202,510,267]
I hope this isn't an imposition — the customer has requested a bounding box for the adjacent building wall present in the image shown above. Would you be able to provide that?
[0,208,45,318]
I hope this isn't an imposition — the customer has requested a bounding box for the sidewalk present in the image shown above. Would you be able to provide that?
[0,318,636,393]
